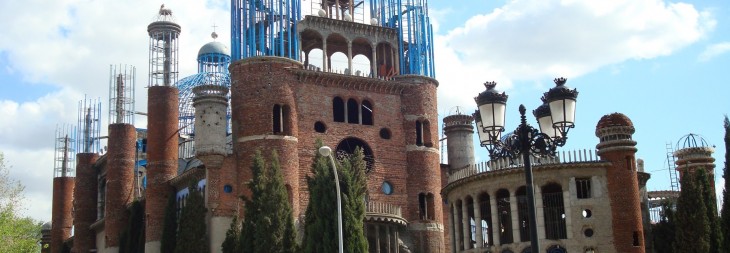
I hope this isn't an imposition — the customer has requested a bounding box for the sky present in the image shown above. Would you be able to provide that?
[0,0,728,222]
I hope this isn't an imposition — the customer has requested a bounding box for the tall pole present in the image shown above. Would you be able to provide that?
[321,146,344,253]
[519,105,540,253]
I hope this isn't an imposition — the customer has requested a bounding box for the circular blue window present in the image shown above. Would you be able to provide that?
[223,185,233,193]
[382,181,393,195]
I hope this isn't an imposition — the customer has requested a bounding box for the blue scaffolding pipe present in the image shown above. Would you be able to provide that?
[370,0,435,78]
[231,0,300,61]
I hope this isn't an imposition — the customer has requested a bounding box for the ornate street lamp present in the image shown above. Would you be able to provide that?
[473,77,578,253]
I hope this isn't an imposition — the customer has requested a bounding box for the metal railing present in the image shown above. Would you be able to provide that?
[366,201,403,218]
[448,149,602,183]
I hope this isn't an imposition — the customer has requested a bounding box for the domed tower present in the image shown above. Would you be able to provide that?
[145,5,181,252]
[595,113,645,253]
[443,108,475,170]
[674,133,716,191]
[51,126,75,253]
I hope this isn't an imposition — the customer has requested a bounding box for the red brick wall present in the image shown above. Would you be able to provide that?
[52,177,74,253]
[105,123,136,247]
[145,86,179,243]
[72,153,99,253]
[602,150,645,253]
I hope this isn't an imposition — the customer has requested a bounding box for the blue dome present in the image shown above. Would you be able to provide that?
[198,41,230,57]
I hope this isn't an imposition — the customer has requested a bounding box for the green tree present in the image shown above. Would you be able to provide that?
[674,170,710,253]
[697,168,722,253]
[221,216,240,253]
[0,152,42,253]
[652,200,676,253]
[340,147,368,253]
[302,141,338,253]
[239,150,297,253]
[119,200,145,253]
[722,116,730,253]
[174,185,208,253]
[160,189,178,253]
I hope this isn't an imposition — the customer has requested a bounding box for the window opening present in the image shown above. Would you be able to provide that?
[333,97,345,122]
[516,186,530,242]
[361,100,373,125]
[542,183,567,240]
[584,228,594,237]
[496,189,513,244]
[379,128,391,139]
[335,137,375,173]
[582,209,592,218]
[576,177,591,199]
[466,196,475,249]
[98,179,106,220]
[314,121,327,133]
[455,201,464,251]
[273,104,282,133]
[347,98,359,124]
[633,231,641,246]
[478,193,493,246]
[416,121,424,146]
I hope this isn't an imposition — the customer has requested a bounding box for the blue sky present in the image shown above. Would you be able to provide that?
[0,0,728,222]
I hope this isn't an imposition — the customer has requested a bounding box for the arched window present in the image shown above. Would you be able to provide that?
[547,245,567,253]
[516,186,530,242]
[273,104,282,134]
[333,97,345,122]
[496,189,513,244]
[347,98,359,124]
[335,137,375,173]
[466,196,475,249]
[478,193,493,246]
[542,183,567,239]
[361,100,373,125]
[98,179,107,220]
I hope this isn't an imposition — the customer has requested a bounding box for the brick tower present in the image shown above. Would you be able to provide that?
[51,128,75,253]
[145,5,181,252]
[72,153,99,253]
[595,113,645,253]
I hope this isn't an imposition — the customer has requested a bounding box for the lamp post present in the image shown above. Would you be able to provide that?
[318,146,344,253]
[473,78,578,253]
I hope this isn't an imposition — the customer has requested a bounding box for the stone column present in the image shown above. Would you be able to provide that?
[474,195,483,248]
[489,194,499,245]
[449,203,457,252]
[461,199,470,250]
[347,42,353,73]
[510,192,520,242]
[371,44,377,77]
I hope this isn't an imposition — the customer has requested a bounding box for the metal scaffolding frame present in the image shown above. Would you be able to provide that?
[231,0,302,61]
[109,64,136,125]
[54,124,76,178]
[77,97,102,154]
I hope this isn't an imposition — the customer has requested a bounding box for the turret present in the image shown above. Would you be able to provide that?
[595,113,645,253]
[442,109,475,170]
[51,126,75,253]
[145,5,181,252]
[674,133,716,191]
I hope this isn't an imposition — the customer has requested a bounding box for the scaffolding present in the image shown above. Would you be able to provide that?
[54,125,76,178]
[370,0,435,77]
[231,0,301,61]
[77,97,102,154]
[305,0,367,23]
[665,142,680,192]
[148,5,181,87]
[109,64,136,125]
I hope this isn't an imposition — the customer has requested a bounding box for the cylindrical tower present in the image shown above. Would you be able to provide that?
[104,124,136,252]
[51,127,75,253]
[72,153,100,253]
[231,0,301,61]
[674,133,716,191]
[41,222,52,253]
[595,113,645,253]
[193,85,233,253]
[394,74,443,253]
[145,5,181,252]
[442,110,475,170]
[229,57,302,217]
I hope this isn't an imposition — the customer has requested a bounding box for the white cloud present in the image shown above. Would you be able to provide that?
[433,0,714,112]
[698,42,730,62]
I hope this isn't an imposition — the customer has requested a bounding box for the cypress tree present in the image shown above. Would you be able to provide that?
[302,141,338,253]
[119,200,144,253]
[652,200,676,253]
[160,190,178,253]
[697,168,722,253]
[340,147,368,253]
[722,116,730,253]
[674,170,710,253]
[239,150,298,253]
[221,216,240,253]
[175,185,208,253]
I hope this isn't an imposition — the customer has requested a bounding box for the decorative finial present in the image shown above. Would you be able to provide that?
[554,77,567,86]
[211,32,218,40]
[159,4,172,16]
[484,81,497,90]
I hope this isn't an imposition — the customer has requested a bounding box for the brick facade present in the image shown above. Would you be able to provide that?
[72,153,99,253]
[51,177,74,253]
[104,123,136,248]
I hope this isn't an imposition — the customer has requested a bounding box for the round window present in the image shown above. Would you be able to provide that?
[382,181,393,195]
[223,185,233,193]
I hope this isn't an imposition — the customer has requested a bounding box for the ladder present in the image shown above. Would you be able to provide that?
[665,142,680,191]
